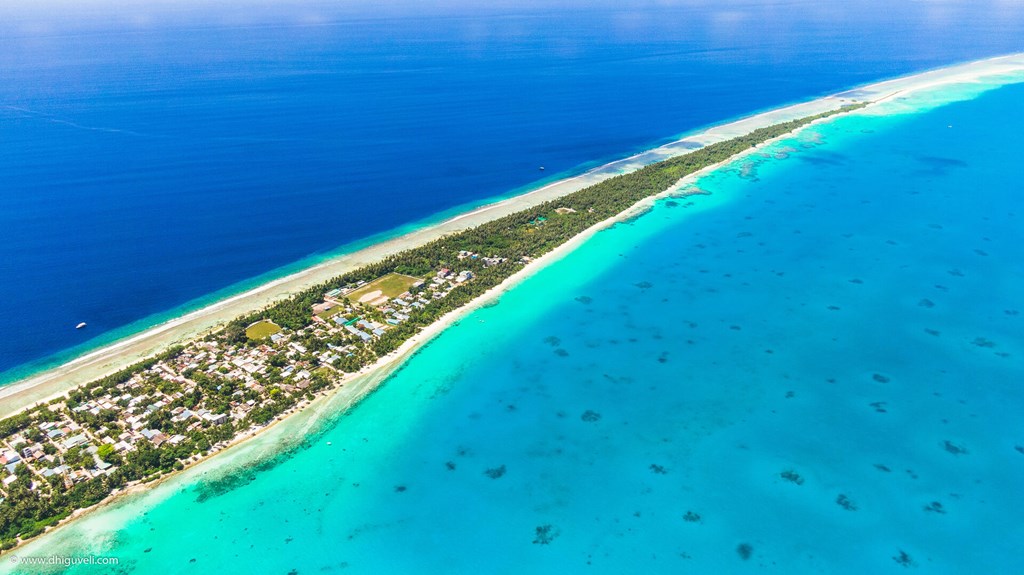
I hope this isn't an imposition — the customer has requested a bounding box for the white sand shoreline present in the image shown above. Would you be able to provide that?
[0,118,789,556]
[6,52,1024,559]
[2,52,1023,420]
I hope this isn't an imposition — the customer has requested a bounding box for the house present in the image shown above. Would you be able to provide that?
[41,465,68,478]
[62,434,88,450]
[171,409,194,423]
[344,325,371,341]
[202,413,228,425]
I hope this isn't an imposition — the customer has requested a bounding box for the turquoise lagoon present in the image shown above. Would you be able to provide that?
[11,80,1024,574]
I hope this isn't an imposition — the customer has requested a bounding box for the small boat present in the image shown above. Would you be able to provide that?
[539,166,545,171]
[76,322,87,329]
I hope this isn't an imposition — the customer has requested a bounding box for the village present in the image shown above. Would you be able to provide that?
[0,256,504,503]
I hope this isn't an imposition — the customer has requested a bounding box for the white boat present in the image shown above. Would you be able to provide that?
[76,322,87,329]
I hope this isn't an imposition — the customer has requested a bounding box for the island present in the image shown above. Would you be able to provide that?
[0,105,866,550]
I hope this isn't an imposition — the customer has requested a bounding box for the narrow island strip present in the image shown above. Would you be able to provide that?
[5,50,1024,552]
[3,53,1022,418]
[0,104,870,551]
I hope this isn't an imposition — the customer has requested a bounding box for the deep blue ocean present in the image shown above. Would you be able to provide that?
[2,0,1024,381]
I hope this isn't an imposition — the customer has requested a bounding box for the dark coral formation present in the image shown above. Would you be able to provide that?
[836,494,858,511]
[683,511,702,523]
[736,543,753,560]
[943,440,968,455]
[581,410,602,422]
[971,337,996,348]
[533,524,559,545]
[893,550,915,567]
[484,465,507,479]
[780,470,805,485]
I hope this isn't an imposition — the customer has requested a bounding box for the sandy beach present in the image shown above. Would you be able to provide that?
[1,52,1022,420]
[1,109,818,555]
[5,52,1024,559]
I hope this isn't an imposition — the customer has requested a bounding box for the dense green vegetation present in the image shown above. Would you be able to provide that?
[230,104,863,342]
[0,104,863,549]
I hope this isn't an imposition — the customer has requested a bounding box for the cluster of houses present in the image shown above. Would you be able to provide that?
[0,326,324,497]
[457,250,508,268]
[0,418,103,492]
[0,258,487,499]
[313,264,486,336]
